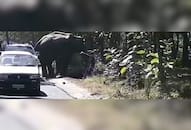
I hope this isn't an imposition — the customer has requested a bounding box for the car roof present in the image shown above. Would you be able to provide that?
[1,51,36,57]
[6,44,33,47]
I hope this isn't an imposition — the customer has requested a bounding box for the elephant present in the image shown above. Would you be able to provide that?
[35,32,87,78]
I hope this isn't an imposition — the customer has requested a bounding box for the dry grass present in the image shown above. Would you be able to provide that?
[82,76,118,97]
[65,76,161,99]
[81,77,161,99]
[65,76,118,98]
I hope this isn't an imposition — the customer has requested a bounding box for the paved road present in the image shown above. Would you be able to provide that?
[0,81,74,99]
[0,78,104,99]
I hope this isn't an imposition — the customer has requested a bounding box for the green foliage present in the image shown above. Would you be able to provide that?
[151,58,159,65]
[88,32,191,99]
[147,53,159,58]
[165,62,174,69]
[136,50,146,55]
[94,61,106,74]
[174,59,183,67]
[178,84,191,98]
[105,54,113,62]
[120,67,127,76]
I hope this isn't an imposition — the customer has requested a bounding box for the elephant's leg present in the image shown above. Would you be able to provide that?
[41,64,47,78]
[55,56,69,77]
[56,58,62,75]
[61,62,68,76]
[55,61,67,77]
[47,63,54,78]
[39,57,48,78]
[60,56,71,77]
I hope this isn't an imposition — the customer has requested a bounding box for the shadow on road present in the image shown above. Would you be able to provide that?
[0,91,47,99]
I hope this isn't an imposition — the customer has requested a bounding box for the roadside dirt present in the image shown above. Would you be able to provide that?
[48,77,108,99]
[60,77,113,98]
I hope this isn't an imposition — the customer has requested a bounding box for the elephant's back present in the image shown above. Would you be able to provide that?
[35,33,85,54]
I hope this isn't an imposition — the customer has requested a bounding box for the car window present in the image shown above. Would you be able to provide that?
[0,54,38,66]
[2,57,13,65]
[5,46,35,55]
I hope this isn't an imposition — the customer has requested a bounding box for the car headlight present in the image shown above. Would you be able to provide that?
[29,74,40,79]
[0,74,8,79]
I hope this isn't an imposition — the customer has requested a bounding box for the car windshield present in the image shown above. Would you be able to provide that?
[0,54,38,66]
[5,46,35,55]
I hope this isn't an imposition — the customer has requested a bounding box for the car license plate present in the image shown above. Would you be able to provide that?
[12,84,25,90]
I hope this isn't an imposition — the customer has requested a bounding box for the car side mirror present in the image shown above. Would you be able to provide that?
[37,59,41,66]
[36,52,40,56]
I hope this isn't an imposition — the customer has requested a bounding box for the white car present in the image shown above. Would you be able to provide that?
[4,43,37,56]
[0,51,40,94]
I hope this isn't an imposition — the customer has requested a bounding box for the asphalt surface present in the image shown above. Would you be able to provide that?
[0,80,74,99]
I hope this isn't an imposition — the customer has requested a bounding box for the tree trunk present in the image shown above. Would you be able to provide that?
[6,31,9,44]
[110,32,121,48]
[98,33,105,62]
[154,32,168,96]
[182,32,189,67]
[121,32,128,54]
[32,32,35,45]
[171,33,179,59]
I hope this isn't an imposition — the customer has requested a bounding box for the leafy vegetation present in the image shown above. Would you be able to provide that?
[80,32,191,99]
